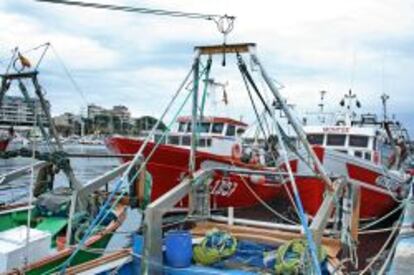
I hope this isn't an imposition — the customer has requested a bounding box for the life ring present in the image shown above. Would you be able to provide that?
[231,144,242,161]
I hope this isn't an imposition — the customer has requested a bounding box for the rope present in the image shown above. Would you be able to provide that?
[60,79,194,273]
[359,213,403,274]
[237,172,298,224]
[359,200,406,230]
[24,106,38,266]
[50,44,88,106]
[272,111,322,275]
[36,0,228,20]
[237,55,319,270]
[35,0,235,35]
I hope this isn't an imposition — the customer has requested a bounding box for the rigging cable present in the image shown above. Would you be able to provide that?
[35,0,235,36]
[59,64,196,272]
[50,44,89,106]
[237,54,301,218]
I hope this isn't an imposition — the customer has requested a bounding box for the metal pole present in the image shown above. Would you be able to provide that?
[189,51,200,174]
[188,50,200,213]
[120,64,195,182]
[249,49,333,191]
[31,74,83,191]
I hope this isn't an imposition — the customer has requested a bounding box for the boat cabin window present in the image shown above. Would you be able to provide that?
[349,135,369,148]
[154,134,166,144]
[327,134,346,146]
[335,149,348,154]
[168,136,180,145]
[307,134,324,145]
[186,122,192,132]
[199,122,211,133]
[226,125,236,136]
[364,152,371,161]
[237,128,245,136]
[182,136,191,146]
[178,122,186,132]
[199,137,212,147]
[354,151,363,158]
[212,122,224,134]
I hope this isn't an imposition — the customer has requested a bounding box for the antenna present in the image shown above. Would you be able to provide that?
[381,93,390,122]
[318,90,327,113]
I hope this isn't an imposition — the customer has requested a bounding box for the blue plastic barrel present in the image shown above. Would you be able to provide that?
[165,230,193,268]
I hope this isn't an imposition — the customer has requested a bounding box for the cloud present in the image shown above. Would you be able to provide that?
[1,0,414,135]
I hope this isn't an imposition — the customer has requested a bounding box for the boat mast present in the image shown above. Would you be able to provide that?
[189,52,200,176]
[381,93,390,122]
[340,89,361,125]
[318,90,327,124]
[250,48,334,191]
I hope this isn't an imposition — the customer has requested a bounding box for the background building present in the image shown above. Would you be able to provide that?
[0,95,50,130]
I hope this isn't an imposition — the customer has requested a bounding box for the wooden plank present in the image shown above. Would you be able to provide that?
[350,185,361,242]
[310,181,344,246]
[195,43,256,55]
[65,249,131,274]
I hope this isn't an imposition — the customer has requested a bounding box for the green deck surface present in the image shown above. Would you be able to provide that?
[35,217,67,237]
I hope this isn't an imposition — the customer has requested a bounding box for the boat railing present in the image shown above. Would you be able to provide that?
[0,161,48,186]
[141,166,348,274]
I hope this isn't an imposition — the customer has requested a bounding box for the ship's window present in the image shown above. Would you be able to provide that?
[178,122,186,132]
[154,134,165,144]
[327,134,346,146]
[199,122,211,133]
[226,125,236,136]
[349,135,369,147]
[182,136,191,146]
[168,136,179,145]
[335,149,348,154]
[212,123,224,134]
[365,152,371,161]
[186,122,192,132]
[307,134,324,145]
[199,138,211,147]
[354,151,363,158]
[237,128,245,136]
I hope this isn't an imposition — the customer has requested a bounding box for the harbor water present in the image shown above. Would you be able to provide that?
[0,144,120,204]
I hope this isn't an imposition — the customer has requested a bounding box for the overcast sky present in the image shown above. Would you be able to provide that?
[1,0,413,134]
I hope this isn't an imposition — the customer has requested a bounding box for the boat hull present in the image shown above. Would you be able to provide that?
[106,136,283,208]
[0,138,11,152]
[291,146,401,219]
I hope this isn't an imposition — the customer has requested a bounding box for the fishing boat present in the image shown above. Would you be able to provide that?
[107,88,410,221]
[40,33,412,273]
[1,189,126,275]
[283,90,412,219]
[0,48,129,274]
[106,115,285,209]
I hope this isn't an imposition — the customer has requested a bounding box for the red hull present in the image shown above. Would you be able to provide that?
[106,137,400,219]
[0,138,10,152]
[106,136,283,208]
[291,147,399,219]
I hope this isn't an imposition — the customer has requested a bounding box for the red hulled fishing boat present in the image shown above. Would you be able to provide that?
[106,116,284,208]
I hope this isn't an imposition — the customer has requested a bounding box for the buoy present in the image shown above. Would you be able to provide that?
[250,174,266,185]
[231,143,242,161]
